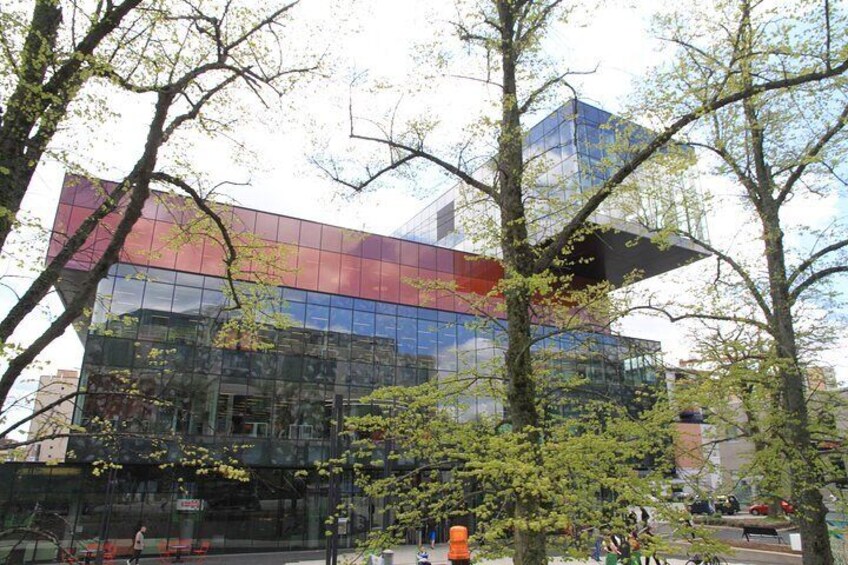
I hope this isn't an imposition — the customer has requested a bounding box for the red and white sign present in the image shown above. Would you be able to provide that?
[175,499,205,512]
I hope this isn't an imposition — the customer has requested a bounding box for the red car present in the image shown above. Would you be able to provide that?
[749,500,794,515]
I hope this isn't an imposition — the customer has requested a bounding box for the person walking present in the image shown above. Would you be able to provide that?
[603,533,621,565]
[128,524,146,565]
[639,525,662,565]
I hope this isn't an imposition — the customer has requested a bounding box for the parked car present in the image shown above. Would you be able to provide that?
[715,495,740,515]
[749,500,794,515]
[687,499,715,515]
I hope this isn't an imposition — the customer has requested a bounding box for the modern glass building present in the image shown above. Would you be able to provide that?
[394,99,707,283]
[0,101,704,560]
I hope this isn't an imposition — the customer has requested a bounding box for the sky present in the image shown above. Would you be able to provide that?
[2,0,846,436]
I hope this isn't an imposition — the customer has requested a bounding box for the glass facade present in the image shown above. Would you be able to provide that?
[74,263,660,466]
[51,176,505,314]
[27,171,664,558]
[0,463,357,557]
[393,99,708,250]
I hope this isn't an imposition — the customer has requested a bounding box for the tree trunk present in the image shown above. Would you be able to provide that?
[0,90,174,410]
[496,3,546,564]
[0,0,142,254]
[760,208,833,564]
[0,0,62,253]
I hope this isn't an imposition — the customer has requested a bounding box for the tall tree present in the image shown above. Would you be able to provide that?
[0,0,316,432]
[320,1,848,563]
[630,1,848,561]
[0,0,145,253]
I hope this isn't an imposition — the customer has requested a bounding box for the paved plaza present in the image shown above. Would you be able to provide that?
[178,543,797,565]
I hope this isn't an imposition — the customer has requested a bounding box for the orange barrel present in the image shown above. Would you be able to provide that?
[447,525,471,563]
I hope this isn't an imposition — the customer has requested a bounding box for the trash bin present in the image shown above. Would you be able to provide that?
[448,526,471,565]
[381,549,394,565]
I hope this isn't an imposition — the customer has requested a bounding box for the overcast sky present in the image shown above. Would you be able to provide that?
[3,0,846,434]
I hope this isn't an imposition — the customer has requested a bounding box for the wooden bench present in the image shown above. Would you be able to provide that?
[742,525,783,543]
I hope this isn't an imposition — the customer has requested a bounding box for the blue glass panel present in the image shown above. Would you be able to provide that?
[542,113,558,135]
[417,319,437,356]
[352,310,375,336]
[147,267,177,284]
[354,298,376,312]
[283,288,307,303]
[437,310,456,323]
[417,307,438,321]
[307,291,331,306]
[376,302,397,315]
[331,295,353,309]
[437,321,457,371]
[176,272,204,288]
[329,307,352,334]
[172,286,202,316]
[283,301,306,327]
[397,317,417,354]
[397,305,417,319]
[375,314,397,340]
[305,304,329,331]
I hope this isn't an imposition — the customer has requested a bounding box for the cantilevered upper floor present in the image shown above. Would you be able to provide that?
[392,99,708,285]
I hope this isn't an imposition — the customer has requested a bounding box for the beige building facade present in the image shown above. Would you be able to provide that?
[25,369,79,463]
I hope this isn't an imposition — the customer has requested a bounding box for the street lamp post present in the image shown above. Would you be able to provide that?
[95,466,118,565]
[325,394,344,565]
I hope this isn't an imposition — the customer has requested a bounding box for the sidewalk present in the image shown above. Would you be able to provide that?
[147,542,801,565]
[192,544,692,565]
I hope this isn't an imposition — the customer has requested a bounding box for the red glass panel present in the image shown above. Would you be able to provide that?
[318,251,341,294]
[400,241,418,267]
[175,238,204,274]
[255,212,278,240]
[456,276,472,293]
[321,225,342,252]
[380,262,400,303]
[341,230,364,256]
[277,217,300,244]
[362,235,381,260]
[150,221,177,270]
[381,238,400,263]
[68,205,91,234]
[93,213,120,255]
[91,223,107,261]
[436,272,455,310]
[275,243,299,287]
[338,254,360,296]
[123,218,155,267]
[154,193,184,224]
[437,248,454,273]
[71,177,112,209]
[47,237,66,264]
[467,259,485,279]
[67,258,91,271]
[141,194,159,220]
[53,204,73,238]
[417,269,438,308]
[299,221,322,249]
[470,277,493,295]
[199,238,226,277]
[454,253,472,277]
[454,292,473,314]
[296,247,320,290]
[68,206,97,261]
[233,207,257,233]
[399,265,419,305]
[360,258,382,299]
[484,260,504,281]
[418,245,437,270]
[59,178,76,205]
